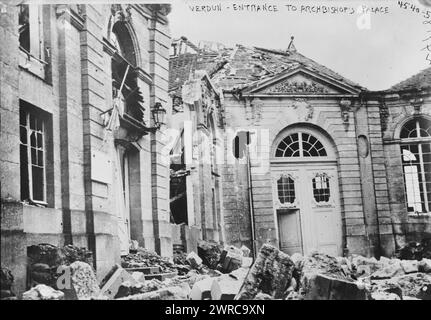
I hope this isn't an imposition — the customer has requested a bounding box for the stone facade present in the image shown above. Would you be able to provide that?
[168,40,225,246]
[168,42,431,260]
[0,3,172,294]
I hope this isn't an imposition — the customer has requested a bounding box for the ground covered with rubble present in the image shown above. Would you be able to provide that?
[1,239,430,300]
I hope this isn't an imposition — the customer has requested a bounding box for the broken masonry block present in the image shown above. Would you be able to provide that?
[253,292,273,300]
[129,240,139,253]
[131,271,146,283]
[389,273,431,300]
[240,245,251,257]
[370,279,403,300]
[144,271,178,281]
[235,244,294,300]
[117,286,188,300]
[400,260,419,274]
[211,277,242,300]
[190,277,214,300]
[197,241,222,269]
[22,284,65,300]
[0,267,14,291]
[304,274,367,300]
[371,261,405,279]
[419,258,431,273]
[64,261,100,300]
[99,264,138,300]
[186,251,202,269]
[114,281,144,299]
[124,266,161,274]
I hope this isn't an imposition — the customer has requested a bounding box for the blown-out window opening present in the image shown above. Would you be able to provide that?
[400,118,431,214]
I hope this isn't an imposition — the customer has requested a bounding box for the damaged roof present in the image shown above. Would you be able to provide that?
[389,67,431,92]
[169,41,366,97]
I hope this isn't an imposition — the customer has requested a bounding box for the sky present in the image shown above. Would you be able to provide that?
[168,0,431,90]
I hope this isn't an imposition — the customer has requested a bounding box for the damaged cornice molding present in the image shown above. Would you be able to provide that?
[135,67,153,85]
[339,99,352,123]
[55,4,85,31]
[410,97,424,114]
[111,4,132,24]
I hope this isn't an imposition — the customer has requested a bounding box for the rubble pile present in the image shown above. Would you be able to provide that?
[236,244,294,300]
[121,247,177,273]
[197,240,223,269]
[27,243,94,289]
[1,267,16,300]
[22,284,65,300]
[396,239,431,260]
[6,240,431,300]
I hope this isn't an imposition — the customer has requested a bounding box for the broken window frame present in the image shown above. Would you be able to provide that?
[20,107,47,205]
[18,4,47,79]
[312,173,331,203]
[110,26,146,125]
[400,118,431,214]
[18,4,44,60]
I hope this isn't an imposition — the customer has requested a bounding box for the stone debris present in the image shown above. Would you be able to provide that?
[117,286,188,300]
[27,243,94,289]
[22,284,64,300]
[99,264,138,299]
[11,240,431,300]
[198,240,223,269]
[121,247,177,273]
[1,267,16,300]
[66,261,100,300]
[396,239,431,261]
[240,245,251,258]
[235,244,294,300]
[299,252,359,300]
[190,277,214,300]
[304,274,367,300]
[186,251,203,269]
[211,275,242,300]
[419,258,431,273]
[218,245,244,273]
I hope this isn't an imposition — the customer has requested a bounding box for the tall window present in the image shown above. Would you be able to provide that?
[400,118,431,213]
[20,103,46,203]
[110,23,145,123]
[18,4,42,59]
[18,4,30,52]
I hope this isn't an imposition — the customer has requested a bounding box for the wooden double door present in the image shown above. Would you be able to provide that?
[271,163,342,256]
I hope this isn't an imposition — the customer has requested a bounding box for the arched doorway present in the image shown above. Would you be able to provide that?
[271,125,342,256]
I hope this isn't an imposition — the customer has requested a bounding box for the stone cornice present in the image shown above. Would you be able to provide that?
[55,5,84,31]
[135,67,153,85]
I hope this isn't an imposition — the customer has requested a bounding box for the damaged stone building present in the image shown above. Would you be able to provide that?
[1,2,431,299]
[0,3,173,293]
[168,37,226,250]
[168,37,430,260]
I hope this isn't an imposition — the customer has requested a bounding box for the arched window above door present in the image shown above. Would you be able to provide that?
[275,132,327,158]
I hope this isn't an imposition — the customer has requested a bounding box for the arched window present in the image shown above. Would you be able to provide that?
[110,21,145,123]
[275,132,327,158]
[400,118,431,213]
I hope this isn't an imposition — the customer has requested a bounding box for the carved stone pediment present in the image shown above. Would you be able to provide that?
[261,75,331,94]
[243,68,360,96]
